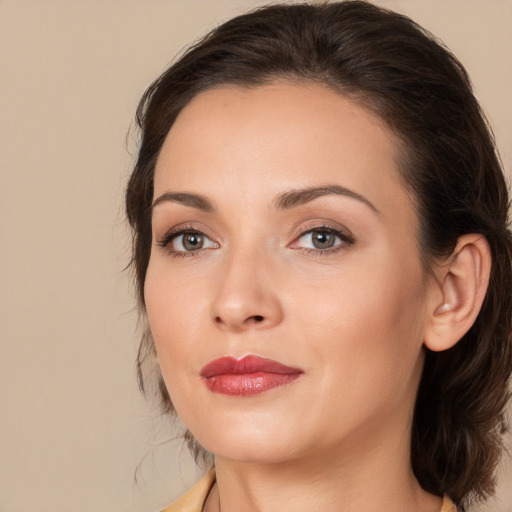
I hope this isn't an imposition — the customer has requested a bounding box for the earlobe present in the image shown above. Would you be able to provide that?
[424,234,491,352]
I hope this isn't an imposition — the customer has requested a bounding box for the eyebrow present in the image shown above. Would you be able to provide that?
[151,184,379,214]
[274,185,379,213]
[151,192,214,212]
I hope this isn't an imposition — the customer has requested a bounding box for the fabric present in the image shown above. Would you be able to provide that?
[441,495,458,512]
[161,468,458,511]
[161,469,216,512]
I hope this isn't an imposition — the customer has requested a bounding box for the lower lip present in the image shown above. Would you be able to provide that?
[203,372,302,396]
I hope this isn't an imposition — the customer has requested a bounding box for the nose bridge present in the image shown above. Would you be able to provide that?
[210,237,283,331]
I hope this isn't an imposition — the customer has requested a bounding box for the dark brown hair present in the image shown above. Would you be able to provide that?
[126,1,512,509]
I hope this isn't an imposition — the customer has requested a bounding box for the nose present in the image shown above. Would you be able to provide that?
[210,246,284,332]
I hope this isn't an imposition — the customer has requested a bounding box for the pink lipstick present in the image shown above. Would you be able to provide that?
[200,355,303,396]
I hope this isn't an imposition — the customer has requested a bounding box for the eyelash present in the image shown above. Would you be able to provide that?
[156,224,354,258]
[156,224,211,259]
[292,224,355,256]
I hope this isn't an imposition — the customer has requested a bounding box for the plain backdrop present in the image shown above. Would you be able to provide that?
[0,1,511,511]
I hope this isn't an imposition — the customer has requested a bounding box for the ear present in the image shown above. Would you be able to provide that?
[424,234,491,352]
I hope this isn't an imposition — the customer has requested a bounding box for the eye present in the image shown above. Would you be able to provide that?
[291,227,353,252]
[157,228,218,255]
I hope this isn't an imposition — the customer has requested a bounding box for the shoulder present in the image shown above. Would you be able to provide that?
[161,469,216,512]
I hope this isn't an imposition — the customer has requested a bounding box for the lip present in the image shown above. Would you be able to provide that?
[200,355,303,396]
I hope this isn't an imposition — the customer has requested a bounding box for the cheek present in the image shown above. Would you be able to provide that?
[297,253,427,392]
[144,261,205,379]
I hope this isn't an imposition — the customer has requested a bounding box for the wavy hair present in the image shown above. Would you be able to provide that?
[125,2,512,509]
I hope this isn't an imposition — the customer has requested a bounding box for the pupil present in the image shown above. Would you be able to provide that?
[313,231,333,249]
[184,233,203,250]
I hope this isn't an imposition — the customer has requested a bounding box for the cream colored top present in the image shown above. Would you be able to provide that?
[161,469,458,512]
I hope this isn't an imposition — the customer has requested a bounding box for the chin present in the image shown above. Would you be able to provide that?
[210,442,298,465]
[192,419,305,465]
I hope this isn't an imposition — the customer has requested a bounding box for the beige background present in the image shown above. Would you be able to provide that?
[0,1,510,511]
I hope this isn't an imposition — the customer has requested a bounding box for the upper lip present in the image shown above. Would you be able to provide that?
[200,355,303,378]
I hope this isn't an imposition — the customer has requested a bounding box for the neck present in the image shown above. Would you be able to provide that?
[203,416,441,512]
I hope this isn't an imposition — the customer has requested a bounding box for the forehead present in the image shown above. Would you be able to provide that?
[154,82,412,223]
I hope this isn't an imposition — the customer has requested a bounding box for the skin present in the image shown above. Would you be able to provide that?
[145,82,445,512]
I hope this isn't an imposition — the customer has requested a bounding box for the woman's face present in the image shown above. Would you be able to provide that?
[145,82,435,464]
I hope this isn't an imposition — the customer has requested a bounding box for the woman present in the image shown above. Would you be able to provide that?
[125,2,512,511]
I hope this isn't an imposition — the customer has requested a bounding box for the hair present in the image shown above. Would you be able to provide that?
[125,1,512,509]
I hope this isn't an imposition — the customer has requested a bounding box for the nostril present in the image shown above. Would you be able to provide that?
[213,314,265,326]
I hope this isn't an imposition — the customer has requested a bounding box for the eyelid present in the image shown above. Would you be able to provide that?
[289,220,354,243]
[288,222,355,252]
[156,223,219,251]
